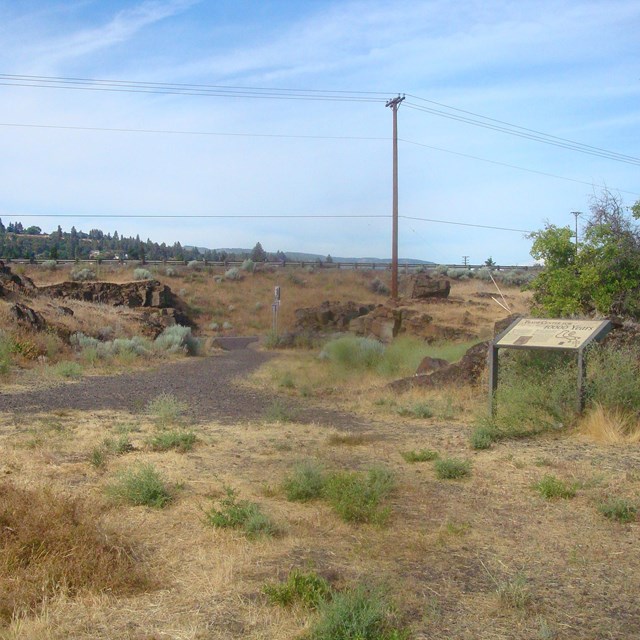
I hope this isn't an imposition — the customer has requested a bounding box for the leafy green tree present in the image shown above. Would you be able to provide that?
[529,190,640,318]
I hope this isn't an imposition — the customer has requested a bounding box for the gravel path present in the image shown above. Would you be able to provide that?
[0,343,371,431]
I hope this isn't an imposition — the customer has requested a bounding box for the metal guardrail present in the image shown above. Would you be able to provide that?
[2,258,538,271]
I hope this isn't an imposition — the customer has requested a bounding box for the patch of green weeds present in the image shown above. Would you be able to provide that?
[401,449,439,463]
[469,426,495,450]
[496,573,531,610]
[324,466,395,525]
[326,432,368,446]
[54,361,83,379]
[146,392,188,428]
[598,498,638,523]
[532,475,577,500]
[263,569,332,609]
[279,371,296,389]
[283,460,326,502]
[309,583,408,640]
[90,447,107,469]
[396,402,433,419]
[106,463,173,508]
[264,399,296,423]
[148,430,196,453]
[434,457,471,480]
[205,486,276,538]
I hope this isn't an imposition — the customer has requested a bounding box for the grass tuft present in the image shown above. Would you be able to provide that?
[205,486,276,538]
[324,466,395,525]
[434,457,471,480]
[263,569,332,609]
[148,429,197,453]
[598,498,638,523]
[106,463,173,508]
[282,460,326,502]
[401,449,439,463]
[146,392,188,428]
[532,475,577,500]
[308,584,408,640]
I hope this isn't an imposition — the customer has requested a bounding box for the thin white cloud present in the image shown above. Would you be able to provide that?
[23,0,199,69]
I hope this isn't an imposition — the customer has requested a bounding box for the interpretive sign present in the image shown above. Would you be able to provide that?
[489,317,612,415]
[496,318,609,350]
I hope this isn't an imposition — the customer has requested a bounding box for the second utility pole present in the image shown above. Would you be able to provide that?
[386,94,405,299]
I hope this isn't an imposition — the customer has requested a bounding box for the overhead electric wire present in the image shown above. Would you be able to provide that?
[399,138,640,197]
[0,119,635,197]
[0,74,386,102]
[1,73,636,166]
[406,92,640,164]
[3,210,533,233]
[404,102,640,166]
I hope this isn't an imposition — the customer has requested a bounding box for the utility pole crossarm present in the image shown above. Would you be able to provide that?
[386,94,405,300]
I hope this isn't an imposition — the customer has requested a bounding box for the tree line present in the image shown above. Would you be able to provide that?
[0,221,287,264]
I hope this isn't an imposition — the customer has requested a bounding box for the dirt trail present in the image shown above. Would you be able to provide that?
[0,345,372,431]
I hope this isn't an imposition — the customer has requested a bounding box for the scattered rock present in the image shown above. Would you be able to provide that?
[9,302,47,331]
[494,313,522,336]
[415,356,450,375]
[0,261,36,298]
[295,301,375,333]
[408,273,450,299]
[389,341,489,392]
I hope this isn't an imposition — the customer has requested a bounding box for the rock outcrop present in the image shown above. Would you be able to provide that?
[39,280,179,309]
[408,273,450,299]
[294,301,375,333]
[9,302,47,331]
[0,261,36,298]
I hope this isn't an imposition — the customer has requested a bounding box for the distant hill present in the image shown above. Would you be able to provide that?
[186,246,433,264]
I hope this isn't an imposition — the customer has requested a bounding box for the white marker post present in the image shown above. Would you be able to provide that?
[272,286,281,337]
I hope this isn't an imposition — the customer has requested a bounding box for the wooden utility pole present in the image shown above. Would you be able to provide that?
[386,94,404,299]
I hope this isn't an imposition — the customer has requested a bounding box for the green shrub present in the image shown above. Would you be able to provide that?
[148,430,196,453]
[434,457,471,480]
[103,434,133,455]
[532,475,577,499]
[469,426,495,450]
[106,463,172,508]
[283,461,326,502]
[70,268,96,281]
[396,402,433,419]
[320,336,385,372]
[308,584,408,640]
[401,449,439,463]
[0,334,11,375]
[54,361,83,379]
[324,467,395,525]
[264,399,296,423]
[224,267,242,281]
[263,569,332,609]
[154,325,200,356]
[41,259,57,271]
[187,260,202,270]
[598,498,637,523]
[146,392,188,428]
[205,486,276,538]
[133,268,153,280]
[90,447,107,469]
[165,266,178,277]
[241,259,255,272]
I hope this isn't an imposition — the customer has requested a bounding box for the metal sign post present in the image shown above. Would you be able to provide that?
[272,286,281,336]
[489,317,612,416]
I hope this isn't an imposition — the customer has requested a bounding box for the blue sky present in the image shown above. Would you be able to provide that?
[0,0,638,263]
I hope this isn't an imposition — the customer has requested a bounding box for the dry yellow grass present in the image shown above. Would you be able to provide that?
[0,396,638,639]
[579,403,640,443]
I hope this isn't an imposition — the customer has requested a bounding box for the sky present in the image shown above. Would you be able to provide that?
[0,0,638,264]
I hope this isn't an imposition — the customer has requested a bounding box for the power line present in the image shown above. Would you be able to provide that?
[0,74,386,103]
[0,120,635,197]
[399,138,640,197]
[406,93,640,164]
[404,102,640,166]
[1,210,533,233]
[0,121,387,142]
[1,73,636,165]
